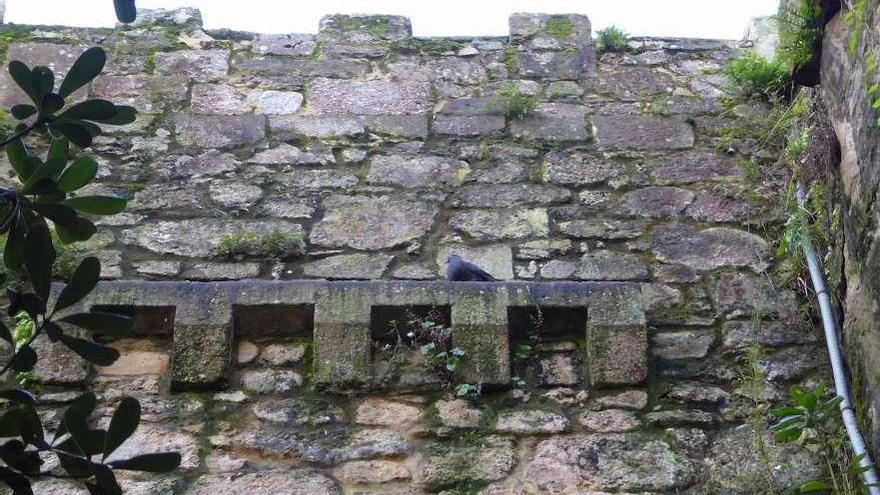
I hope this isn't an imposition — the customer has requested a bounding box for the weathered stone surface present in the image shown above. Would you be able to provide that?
[175,114,266,149]
[450,208,548,240]
[249,90,304,114]
[594,66,675,99]
[648,152,742,184]
[106,423,200,471]
[418,436,515,489]
[666,382,730,406]
[365,115,429,138]
[643,409,717,428]
[538,352,581,386]
[188,470,341,495]
[248,143,333,166]
[759,346,825,382]
[184,262,260,281]
[277,169,359,190]
[509,13,592,41]
[707,425,821,494]
[435,399,482,428]
[320,14,412,40]
[240,369,303,393]
[614,186,695,218]
[594,115,694,150]
[651,329,716,360]
[436,244,514,280]
[651,224,769,271]
[254,33,317,56]
[157,150,241,180]
[335,460,411,484]
[307,78,431,115]
[525,433,695,492]
[518,50,593,80]
[355,398,422,427]
[596,390,649,410]
[92,74,188,113]
[495,410,570,435]
[310,196,437,250]
[270,115,365,138]
[588,291,648,387]
[302,253,393,280]
[155,49,229,81]
[209,182,263,211]
[434,114,506,136]
[258,343,307,366]
[722,320,816,350]
[32,334,88,385]
[452,184,571,208]
[575,251,649,281]
[517,239,573,259]
[122,219,303,257]
[579,409,641,432]
[685,192,755,222]
[543,150,620,185]
[510,103,588,141]
[191,83,248,115]
[367,155,470,188]
[557,218,648,239]
[713,272,801,319]
[0,43,86,105]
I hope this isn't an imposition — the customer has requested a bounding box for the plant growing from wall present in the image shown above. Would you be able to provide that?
[771,382,872,494]
[595,26,628,53]
[213,230,306,260]
[774,0,824,72]
[0,40,182,494]
[487,83,537,120]
[843,0,871,58]
[724,53,788,99]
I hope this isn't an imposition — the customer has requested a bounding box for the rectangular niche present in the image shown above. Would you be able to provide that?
[369,305,451,390]
[507,306,587,389]
[91,305,176,336]
[232,304,314,340]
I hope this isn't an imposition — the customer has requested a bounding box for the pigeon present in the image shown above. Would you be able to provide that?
[446,254,497,281]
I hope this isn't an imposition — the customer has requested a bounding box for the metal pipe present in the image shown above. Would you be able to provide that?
[796,184,880,494]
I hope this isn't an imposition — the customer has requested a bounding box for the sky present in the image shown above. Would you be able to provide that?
[5,0,779,39]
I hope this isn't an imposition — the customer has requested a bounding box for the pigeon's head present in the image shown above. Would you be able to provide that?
[447,254,462,264]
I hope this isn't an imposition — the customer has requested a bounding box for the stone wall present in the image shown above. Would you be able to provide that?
[0,8,830,495]
[820,0,880,455]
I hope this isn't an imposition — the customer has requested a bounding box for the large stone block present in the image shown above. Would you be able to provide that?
[651,224,770,271]
[313,286,372,387]
[449,208,548,241]
[518,50,594,80]
[510,103,588,141]
[647,152,742,185]
[154,49,229,81]
[254,34,317,56]
[509,13,592,41]
[367,154,470,188]
[303,253,394,280]
[451,184,571,208]
[175,114,266,149]
[319,14,412,41]
[188,469,341,495]
[450,286,511,387]
[594,115,694,150]
[306,78,431,116]
[122,219,304,257]
[91,74,188,114]
[270,115,365,138]
[543,149,620,186]
[434,115,506,136]
[587,288,648,387]
[310,195,438,250]
[171,299,233,391]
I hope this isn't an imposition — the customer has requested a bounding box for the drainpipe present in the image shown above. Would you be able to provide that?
[796,184,880,495]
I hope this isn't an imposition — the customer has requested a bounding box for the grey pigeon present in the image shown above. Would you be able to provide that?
[446,254,497,281]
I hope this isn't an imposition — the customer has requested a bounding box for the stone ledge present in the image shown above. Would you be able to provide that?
[64,280,646,391]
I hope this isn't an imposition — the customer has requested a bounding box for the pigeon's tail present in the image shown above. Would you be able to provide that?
[471,266,497,281]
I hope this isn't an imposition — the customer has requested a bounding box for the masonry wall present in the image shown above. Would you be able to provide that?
[0,8,829,495]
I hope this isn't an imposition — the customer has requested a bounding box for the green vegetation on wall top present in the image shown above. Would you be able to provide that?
[595,26,628,53]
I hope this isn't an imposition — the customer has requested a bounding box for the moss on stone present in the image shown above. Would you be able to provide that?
[503,46,519,75]
[545,15,574,40]
[213,230,306,260]
[408,37,462,54]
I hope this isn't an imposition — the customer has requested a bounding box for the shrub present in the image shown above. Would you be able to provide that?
[595,26,628,53]
[724,53,787,98]
[488,83,538,120]
[774,0,823,71]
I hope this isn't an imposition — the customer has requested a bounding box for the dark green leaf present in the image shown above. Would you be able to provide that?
[54,257,100,313]
[109,452,181,472]
[49,121,93,148]
[29,67,54,104]
[9,104,36,120]
[114,0,137,23]
[59,47,107,98]
[0,440,41,474]
[797,480,832,492]
[48,137,69,162]
[57,155,98,192]
[40,93,64,116]
[3,223,24,273]
[16,405,43,447]
[21,156,65,194]
[89,464,122,495]
[103,397,140,459]
[66,196,127,215]
[9,346,36,373]
[55,216,96,244]
[55,391,97,440]
[0,465,34,495]
[59,99,116,122]
[103,105,137,126]
[62,402,90,455]
[8,61,35,104]
[31,203,76,225]
[44,321,62,341]
[60,311,133,336]
[0,390,34,404]
[58,334,119,366]
[19,293,46,320]
[56,451,94,478]
[6,137,35,180]
[23,222,54,301]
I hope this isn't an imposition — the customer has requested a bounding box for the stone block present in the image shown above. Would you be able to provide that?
[303,253,393,280]
[313,286,372,387]
[450,286,510,387]
[364,115,429,138]
[254,34,317,56]
[651,224,770,271]
[594,115,694,150]
[518,50,594,80]
[0,43,86,105]
[306,78,431,116]
[269,115,365,138]
[32,333,88,385]
[175,114,266,149]
[509,13,592,41]
[310,195,437,251]
[510,103,588,141]
[367,154,470,188]
[433,115,506,136]
[543,149,620,186]
[319,14,412,41]
[171,298,233,391]
[587,288,648,387]
[154,49,229,81]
